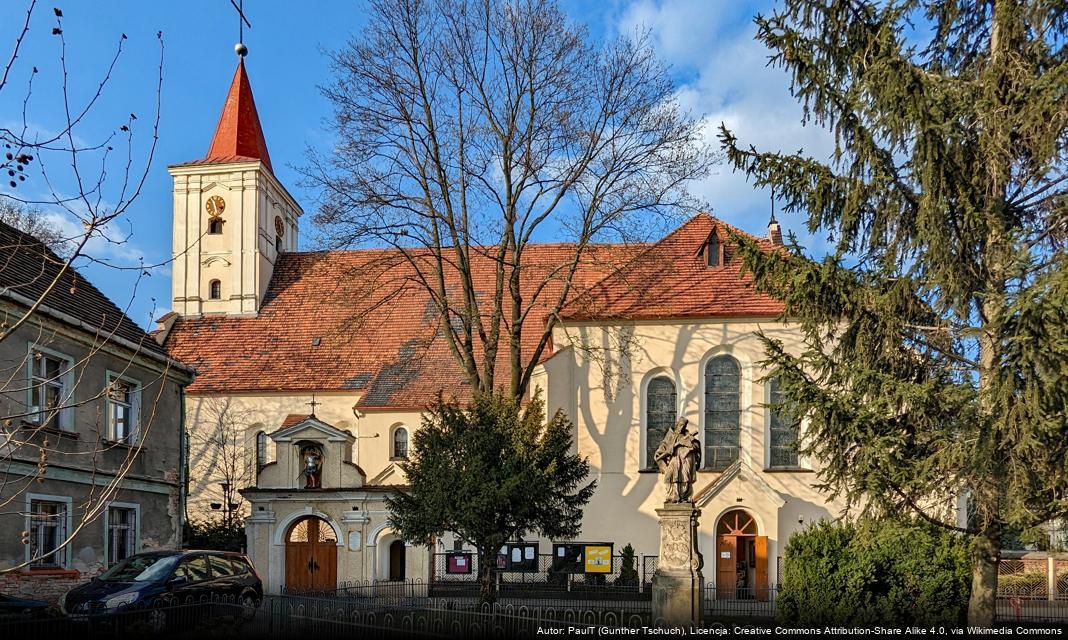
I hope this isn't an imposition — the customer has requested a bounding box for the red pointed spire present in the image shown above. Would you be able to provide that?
[203,59,273,172]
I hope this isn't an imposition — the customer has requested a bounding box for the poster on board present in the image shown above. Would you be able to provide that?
[583,544,613,574]
[446,552,472,574]
[550,543,584,574]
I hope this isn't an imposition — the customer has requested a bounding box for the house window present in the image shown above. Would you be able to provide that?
[107,506,137,565]
[207,218,224,234]
[255,431,268,470]
[706,234,720,266]
[29,349,71,430]
[768,377,800,468]
[208,279,222,300]
[106,375,139,443]
[645,375,677,469]
[704,355,741,470]
[29,499,67,567]
[392,427,408,459]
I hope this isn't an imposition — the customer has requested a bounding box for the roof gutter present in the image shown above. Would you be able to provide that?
[1,289,195,375]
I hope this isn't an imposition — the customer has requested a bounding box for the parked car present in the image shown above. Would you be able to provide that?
[60,550,262,629]
[0,593,57,620]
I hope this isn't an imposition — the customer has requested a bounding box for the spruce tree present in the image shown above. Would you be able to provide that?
[719,0,1066,625]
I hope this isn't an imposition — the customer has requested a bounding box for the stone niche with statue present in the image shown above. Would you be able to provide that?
[256,416,367,490]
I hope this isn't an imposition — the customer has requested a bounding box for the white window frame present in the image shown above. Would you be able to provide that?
[639,368,683,470]
[26,343,75,431]
[25,493,73,568]
[103,501,141,566]
[105,370,141,444]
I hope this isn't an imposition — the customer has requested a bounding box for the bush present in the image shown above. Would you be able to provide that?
[777,517,971,627]
[186,517,246,552]
[616,544,639,587]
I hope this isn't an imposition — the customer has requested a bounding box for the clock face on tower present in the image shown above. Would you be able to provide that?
[205,195,225,218]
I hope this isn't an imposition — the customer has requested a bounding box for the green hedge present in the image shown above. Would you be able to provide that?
[777,518,971,626]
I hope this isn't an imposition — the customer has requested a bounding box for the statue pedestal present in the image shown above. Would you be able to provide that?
[651,502,704,628]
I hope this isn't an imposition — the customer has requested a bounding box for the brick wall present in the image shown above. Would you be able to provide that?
[0,567,101,606]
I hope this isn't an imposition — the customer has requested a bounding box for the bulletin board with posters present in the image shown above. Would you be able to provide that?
[582,543,613,574]
[550,543,584,574]
[497,542,539,572]
[445,552,472,574]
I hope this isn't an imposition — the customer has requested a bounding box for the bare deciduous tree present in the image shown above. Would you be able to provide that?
[0,1,174,573]
[305,0,714,399]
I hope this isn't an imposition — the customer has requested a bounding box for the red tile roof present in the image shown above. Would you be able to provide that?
[180,59,273,172]
[163,214,783,405]
[279,414,313,429]
[560,214,784,321]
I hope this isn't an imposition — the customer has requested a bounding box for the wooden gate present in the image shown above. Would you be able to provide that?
[284,516,338,592]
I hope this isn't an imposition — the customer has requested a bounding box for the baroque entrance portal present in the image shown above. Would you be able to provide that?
[284,516,338,592]
[714,509,769,601]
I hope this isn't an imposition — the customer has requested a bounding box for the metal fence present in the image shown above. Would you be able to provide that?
[703,587,778,621]
[0,594,652,638]
[286,579,652,615]
[429,553,656,587]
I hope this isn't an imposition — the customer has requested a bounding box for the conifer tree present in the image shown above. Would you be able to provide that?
[386,391,595,603]
[720,0,1066,625]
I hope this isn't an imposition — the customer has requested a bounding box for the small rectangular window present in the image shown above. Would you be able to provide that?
[106,375,139,443]
[107,507,137,565]
[29,349,72,430]
[30,500,67,567]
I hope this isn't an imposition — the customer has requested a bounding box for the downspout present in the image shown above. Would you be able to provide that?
[179,384,189,546]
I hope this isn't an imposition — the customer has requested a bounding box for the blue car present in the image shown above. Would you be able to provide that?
[61,550,262,628]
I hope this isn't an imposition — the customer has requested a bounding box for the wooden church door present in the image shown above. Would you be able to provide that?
[284,517,338,592]
[715,509,770,601]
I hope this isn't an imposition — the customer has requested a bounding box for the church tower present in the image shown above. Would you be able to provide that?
[168,56,302,317]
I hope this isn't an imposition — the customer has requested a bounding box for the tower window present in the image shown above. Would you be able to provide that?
[209,280,222,300]
[207,218,224,235]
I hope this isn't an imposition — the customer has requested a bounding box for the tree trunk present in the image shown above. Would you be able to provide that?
[478,545,498,605]
[967,528,999,626]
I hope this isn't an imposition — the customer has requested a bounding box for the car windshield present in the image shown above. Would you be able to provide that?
[98,554,180,582]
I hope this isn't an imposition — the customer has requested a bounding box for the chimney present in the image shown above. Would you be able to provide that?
[768,213,783,246]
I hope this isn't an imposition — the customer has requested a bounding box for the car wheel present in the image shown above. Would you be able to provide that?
[240,593,259,621]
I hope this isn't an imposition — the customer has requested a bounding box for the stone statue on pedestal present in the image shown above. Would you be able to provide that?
[651,420,704,627]
[654,417,702,503]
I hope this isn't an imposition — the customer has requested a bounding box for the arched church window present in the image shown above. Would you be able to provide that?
[704,355,741,470]
[208,280,222,300]
[392,427,408,460]
[645,375,676,469]
[207,218,224,235]
[768,377,800,468]
[255,431,268,471]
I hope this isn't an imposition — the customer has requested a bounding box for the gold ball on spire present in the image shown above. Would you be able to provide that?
[235,42,248,57]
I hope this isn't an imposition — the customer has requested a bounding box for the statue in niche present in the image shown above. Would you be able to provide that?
[654,417,702,503]
[299,444,323,489]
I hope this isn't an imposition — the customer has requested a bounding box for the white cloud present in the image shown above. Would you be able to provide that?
[616,0,838,255]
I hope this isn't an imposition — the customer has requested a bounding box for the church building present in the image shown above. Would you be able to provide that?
[157,55,848,597]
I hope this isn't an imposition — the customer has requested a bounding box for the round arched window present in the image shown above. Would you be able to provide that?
[392,427,408,459]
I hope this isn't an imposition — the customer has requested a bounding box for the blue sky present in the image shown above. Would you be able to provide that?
[0,0,833,329]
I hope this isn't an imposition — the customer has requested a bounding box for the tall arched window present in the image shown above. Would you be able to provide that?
[255,431,268,471]
[704,355,741,470]
[645,375,677,469]
[392,427,408,459]
[768,377,800,468]
[208,279,221,300]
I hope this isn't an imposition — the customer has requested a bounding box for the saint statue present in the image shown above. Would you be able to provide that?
[654,417,702,503]
[299,445,323,488]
